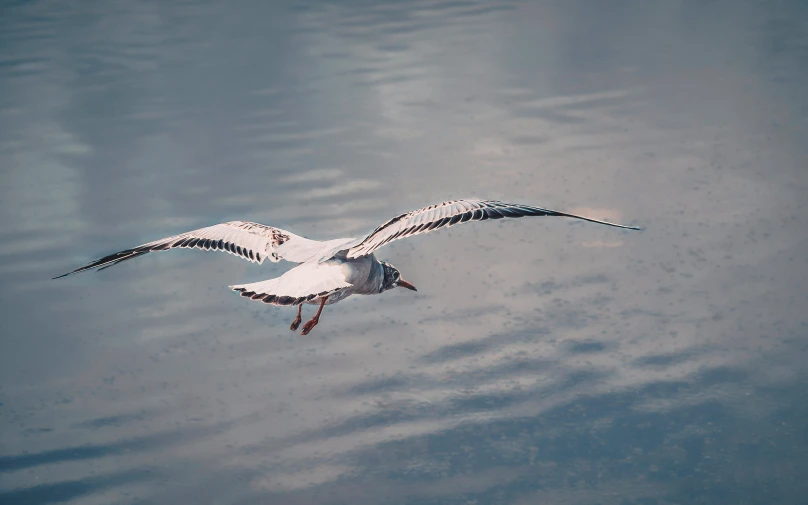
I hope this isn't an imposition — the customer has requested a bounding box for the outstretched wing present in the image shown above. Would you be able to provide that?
[230,261,352,306]
[345,199,640,259]
[55,221,325,279]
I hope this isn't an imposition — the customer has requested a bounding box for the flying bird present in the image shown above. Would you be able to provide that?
[55,199,640,335]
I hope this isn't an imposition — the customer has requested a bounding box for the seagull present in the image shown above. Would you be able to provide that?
[55,199,640,335]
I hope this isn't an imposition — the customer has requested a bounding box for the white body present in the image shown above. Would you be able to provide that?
[231,253,384,306]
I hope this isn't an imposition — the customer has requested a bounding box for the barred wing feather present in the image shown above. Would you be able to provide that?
[55,221,324,279]
[345,199,640,259]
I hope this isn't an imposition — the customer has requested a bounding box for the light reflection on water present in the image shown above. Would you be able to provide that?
[1,0,807,503]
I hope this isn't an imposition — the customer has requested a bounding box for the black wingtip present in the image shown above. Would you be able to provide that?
[556,211,643,231]
[52,267,88,280]
[52,264,102,280]
[605,223,643,231]
[52,248,150,280]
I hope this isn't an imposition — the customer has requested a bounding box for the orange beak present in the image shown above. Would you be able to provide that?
[397,279,417,291]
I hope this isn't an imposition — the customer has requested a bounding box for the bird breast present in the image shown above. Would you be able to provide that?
[337,254,382,295]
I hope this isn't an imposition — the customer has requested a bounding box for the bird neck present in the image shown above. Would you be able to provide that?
[374,260,387,293]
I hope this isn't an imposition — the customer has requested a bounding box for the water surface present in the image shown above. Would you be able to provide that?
[1,1,807,503]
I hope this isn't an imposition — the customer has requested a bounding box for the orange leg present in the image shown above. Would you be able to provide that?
[301,296,328,335]
[290,304,303,331]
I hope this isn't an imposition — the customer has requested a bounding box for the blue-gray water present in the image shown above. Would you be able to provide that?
[1,1,807,504]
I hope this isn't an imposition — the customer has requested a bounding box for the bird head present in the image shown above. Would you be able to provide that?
[380,261,417,293]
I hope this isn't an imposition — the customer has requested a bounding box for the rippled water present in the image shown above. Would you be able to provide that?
[2,1,807,503]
